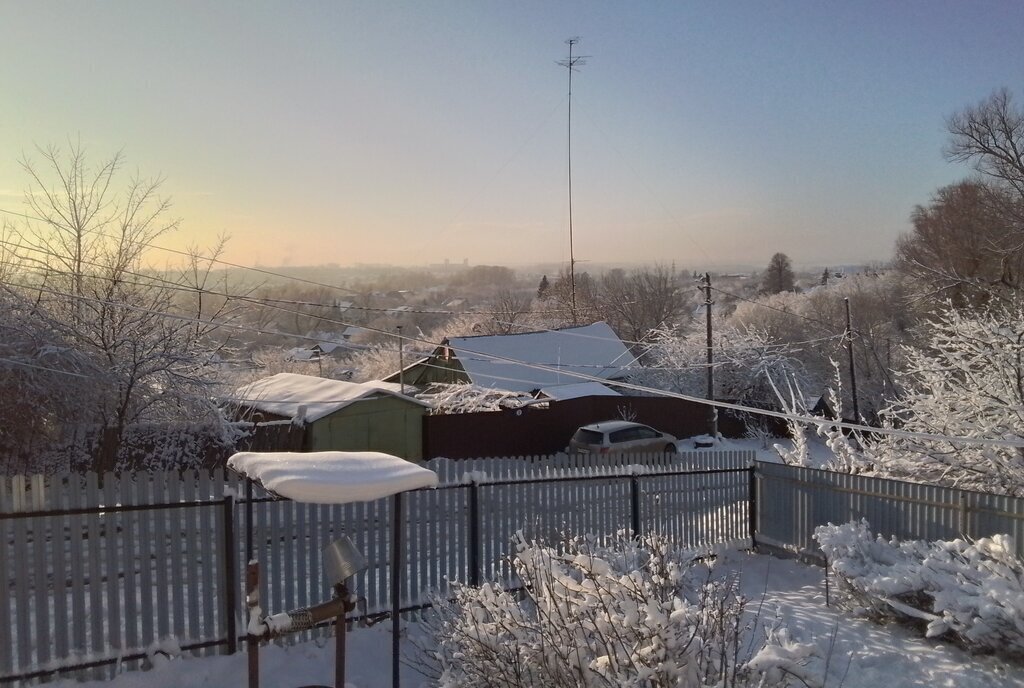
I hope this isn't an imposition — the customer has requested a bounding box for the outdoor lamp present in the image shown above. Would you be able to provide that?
[324,536,367,688]
[266,536,368,688]
[323,536,368,586]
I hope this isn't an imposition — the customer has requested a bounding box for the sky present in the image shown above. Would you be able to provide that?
[1,1,1023,272]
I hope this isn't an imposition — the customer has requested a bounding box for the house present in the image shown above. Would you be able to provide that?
[230,373,428,460]
[386,322,636,395]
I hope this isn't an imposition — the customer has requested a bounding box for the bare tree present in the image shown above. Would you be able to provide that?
[9,143,229,470]
[896,180,1024,306]
[482,288,533,335]
[598,265,688,344]
[947,88,1024,206]
[18,141,179,322]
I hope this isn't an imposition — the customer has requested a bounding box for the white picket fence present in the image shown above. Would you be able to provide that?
[0,451,755,685]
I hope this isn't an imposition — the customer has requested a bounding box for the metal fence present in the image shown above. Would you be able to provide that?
[755,461,1024,560]
[1,451,753,685]
[9,455,1024,686]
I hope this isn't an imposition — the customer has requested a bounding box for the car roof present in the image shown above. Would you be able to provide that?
[581,420,648,433]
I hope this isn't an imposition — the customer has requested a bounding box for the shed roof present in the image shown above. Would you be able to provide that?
[231,372,427,422]
[445,322,635,393]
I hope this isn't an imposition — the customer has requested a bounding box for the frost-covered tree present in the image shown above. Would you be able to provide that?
[732,272,913,421]
[0,287,98,472]
[6,143,231,470]
[870,302,1024,496]
[634,322,809,410]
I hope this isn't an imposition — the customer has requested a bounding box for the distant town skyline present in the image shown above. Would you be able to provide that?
[2,2,1023,271]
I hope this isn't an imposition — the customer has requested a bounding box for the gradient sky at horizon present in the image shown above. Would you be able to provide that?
[2,1,1023,271]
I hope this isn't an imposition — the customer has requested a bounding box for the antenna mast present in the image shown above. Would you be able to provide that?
[558,37,587,324]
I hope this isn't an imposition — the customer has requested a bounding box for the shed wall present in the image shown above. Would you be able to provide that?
[308,396,424,460]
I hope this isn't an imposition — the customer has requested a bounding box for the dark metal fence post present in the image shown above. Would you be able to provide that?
[630,475,641,539]
[245,478,254,564]
[468,481,481,587]
[391,492,403,688]
[222,494,238,654]
[748,465,757,550]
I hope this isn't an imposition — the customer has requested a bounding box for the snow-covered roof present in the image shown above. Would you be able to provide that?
[286,347,319,362]
[231,373,426,422]
[316,341,346,354]
[228,451,437,503]
[445,322,635,393]
[537,382,622,400]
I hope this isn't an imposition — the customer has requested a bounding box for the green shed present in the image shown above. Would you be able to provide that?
[233,373,428,460]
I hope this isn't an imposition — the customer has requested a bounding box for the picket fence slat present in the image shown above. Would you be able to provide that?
[120,475,139,657]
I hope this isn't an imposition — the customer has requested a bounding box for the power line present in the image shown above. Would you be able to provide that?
[0,356,91,378]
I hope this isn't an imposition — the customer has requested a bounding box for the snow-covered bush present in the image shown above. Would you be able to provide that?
[417,532,818,687]
[815,520,1024,659]
[416,382,534,415]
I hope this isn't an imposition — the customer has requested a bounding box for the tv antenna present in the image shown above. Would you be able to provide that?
[557,37,588,324]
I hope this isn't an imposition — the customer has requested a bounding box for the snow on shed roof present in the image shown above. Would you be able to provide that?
[537,382,622,401]
[231,372,426,422]
[228,451,437,503]
[445,322,635,393]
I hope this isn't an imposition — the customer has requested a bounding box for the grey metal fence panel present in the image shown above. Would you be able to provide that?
[755,461,1024,558]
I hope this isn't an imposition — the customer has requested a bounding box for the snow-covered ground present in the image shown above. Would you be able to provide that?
[50,548,1023,688]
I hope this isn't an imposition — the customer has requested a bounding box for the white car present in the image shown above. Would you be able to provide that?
[569,420,677,455]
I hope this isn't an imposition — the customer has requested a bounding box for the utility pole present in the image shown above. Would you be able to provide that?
[844,298,860,422]
[704,273,718,438]
[558,37,587,324]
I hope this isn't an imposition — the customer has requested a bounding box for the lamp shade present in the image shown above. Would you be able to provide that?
[323,536,368,586]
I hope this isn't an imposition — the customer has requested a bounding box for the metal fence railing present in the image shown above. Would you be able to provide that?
[1,451,753,685]
[7,455,1024,685]
[755,461,1024,560]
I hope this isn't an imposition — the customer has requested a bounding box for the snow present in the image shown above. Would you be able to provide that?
[227,451,438,503]
[49,550,1023,688]
[446,321,635,392]
[230,373,426,422]
[536,381,621,400]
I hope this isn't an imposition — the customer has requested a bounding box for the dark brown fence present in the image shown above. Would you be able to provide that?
[422,396,769,459]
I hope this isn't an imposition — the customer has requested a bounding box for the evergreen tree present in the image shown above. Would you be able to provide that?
[537,274,550,300]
